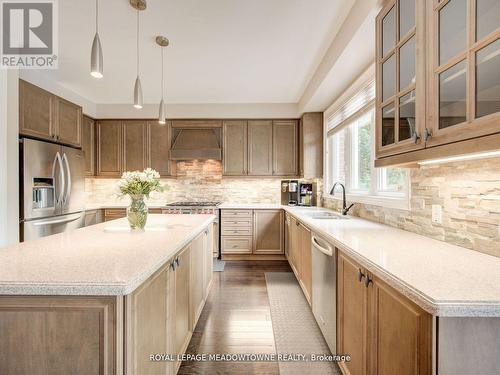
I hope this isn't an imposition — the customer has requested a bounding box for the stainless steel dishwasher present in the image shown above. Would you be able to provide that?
[311,232,336,354]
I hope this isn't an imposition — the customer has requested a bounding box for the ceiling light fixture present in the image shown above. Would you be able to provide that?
[156,36,169,125]
[130,0,146,109]
[418,150,500,165]
[90,0,103,78]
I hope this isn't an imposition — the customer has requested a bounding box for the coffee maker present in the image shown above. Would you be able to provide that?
[281,180,316,206]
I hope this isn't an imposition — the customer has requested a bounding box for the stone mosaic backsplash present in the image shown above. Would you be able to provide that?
[323,157,500,258]
[85,160,282,205]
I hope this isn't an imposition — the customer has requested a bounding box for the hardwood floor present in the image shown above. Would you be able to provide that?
[178,260,291,375]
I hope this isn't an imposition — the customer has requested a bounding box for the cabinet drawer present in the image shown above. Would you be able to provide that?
[221,209,252,218]
[104,208,126,221]
[221,236,252,254]
[221,218,253,227]
[221,227,252,236]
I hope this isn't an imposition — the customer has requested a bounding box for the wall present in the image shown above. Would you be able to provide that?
[323,157,500,258]
[85,160,282,205]
[0,70,20,246]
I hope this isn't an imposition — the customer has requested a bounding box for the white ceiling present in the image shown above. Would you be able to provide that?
[42,0,356,106]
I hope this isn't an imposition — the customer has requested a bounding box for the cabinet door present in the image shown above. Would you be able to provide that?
[288,217,299,274]
[147,121,171,177]
[203,225,213,300]
[190,233,205,329]
[174,247,191,356]
[337,251,368,375]
[253,209,283,254]
[375,0,425,158]
[273,120,298,176]
[223,120,248,175]
[126,268,169,375]
[426,0,500,147]
[368,273,432,375]
[97,121,122,177]
[54,96,82,147]
[300,113,323,178]
[298,223,312,305]
[123,121,147,172]
[82,116,95,176]
[284,214,290,258]
[248,120,273,176]
[19,80,55,140]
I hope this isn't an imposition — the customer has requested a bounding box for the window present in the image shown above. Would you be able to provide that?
[325,79,409,210]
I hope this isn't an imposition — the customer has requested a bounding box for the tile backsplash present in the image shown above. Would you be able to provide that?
[85,160,282,205]
[323,157,500,258]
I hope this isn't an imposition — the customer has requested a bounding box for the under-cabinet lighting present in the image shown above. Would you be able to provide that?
[418,150,500,165]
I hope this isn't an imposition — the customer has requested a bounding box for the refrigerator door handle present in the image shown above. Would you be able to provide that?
[62,153,72,206]
[32,214,81,226]
[52,152,65,205]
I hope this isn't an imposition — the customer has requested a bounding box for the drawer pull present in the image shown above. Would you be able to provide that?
[358,269,365,282]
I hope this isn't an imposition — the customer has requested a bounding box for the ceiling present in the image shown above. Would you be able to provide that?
[42,0,356,106]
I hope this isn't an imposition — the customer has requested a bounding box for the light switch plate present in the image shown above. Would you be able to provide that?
[432,204,442,224]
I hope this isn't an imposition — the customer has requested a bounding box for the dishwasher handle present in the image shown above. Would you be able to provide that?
[311,235,333,257]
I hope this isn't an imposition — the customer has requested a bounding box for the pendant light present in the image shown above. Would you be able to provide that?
[90,0,103,78]
[156,36,169,124]
[130,0,146,109]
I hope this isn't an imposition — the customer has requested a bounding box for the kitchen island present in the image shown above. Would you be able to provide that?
[0,214,215,375]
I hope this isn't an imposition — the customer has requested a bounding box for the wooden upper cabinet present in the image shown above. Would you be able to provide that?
[222,120,248,175]
[54,96,82,147]
[253,209,283,254]
[368,273,432,375]
[97,120,122,177]
[19,80,54,140]
[147,121,172,177]
[122,120,147,172]
[426,0,500,147]
[19,80,83,147]
[337,251,368,375]
[300,113,323,178]
[248,120,273,176]
[273,120,298,176]
[375,0,425,158]
[82,116,95,176]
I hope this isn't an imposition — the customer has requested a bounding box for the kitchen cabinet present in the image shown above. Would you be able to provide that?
[190,233,205,328]
[174,247,191,361]
[84,209,103,227]
[248,120,273,176]
[54,96,82,148]
[203,224,214,299]
[298,221,312,305]
[148,121,173,177]
[221,210,253,255]
[375,0,500,166]
[299,113,323,178]
[253,209,283,254]
[19,80,54,140]
[337,250,432,375]
[19,80,82,147]
[82,116,95,176]
[284,213,291,258]
[375,0,425,158]
[222,120,248,175]
[123,120,147,172]
[273,120,298,176]
[288,216,300,274]
[97,121,122,177]
[103,208,126,222]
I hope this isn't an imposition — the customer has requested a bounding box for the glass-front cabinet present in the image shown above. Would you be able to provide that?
[376,0,426,157]
[375,0,500,163]
[427,0,500,147]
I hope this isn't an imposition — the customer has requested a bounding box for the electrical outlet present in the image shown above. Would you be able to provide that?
[432,204,442,224]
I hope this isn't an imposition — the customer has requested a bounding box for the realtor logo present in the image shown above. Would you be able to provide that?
[1,0,58,68]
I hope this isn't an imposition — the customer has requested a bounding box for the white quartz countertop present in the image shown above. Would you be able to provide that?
[219,203,282,209]
[281,206,500,317]
[0,214,215,296]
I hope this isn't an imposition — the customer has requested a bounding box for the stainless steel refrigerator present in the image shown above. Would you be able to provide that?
[20,138,86,241]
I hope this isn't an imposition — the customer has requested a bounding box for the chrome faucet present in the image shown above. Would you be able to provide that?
[329,182,354,215]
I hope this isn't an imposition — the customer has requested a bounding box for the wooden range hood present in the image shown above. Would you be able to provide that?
[169,120,222,160]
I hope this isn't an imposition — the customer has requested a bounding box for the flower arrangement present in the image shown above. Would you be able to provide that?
[117,168,166,230]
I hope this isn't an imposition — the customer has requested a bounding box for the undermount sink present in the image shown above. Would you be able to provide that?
[305,211,349,220]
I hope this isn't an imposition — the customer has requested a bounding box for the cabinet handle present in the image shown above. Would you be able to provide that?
[364,275,373,288]
[176,257,180,267]
[357,268,365,282]
[423,128,432,142]
[171,260,177,271]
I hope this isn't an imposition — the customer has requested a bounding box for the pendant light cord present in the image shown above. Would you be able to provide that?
[95,0,99,33]
[161,47,164,101]
[136,10,139,77]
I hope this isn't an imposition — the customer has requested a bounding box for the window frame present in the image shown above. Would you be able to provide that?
[324,90,410,211]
